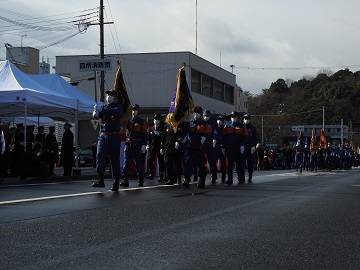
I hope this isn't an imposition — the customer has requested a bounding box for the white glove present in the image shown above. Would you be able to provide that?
[154,130,160,136]
[240,146,245,154]
[213,139,217,148]
[93,103,102,117]
[175,142,179,149]
[221,148,225,155]
[141,145,146,153]
[201,136,206,144]
[160,149,165,155]
[146,145,150,151]
[251,146,255,154]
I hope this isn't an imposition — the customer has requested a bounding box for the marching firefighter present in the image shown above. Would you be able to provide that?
[121,104,147,187]
[146,113,165,182]
[182,106,211,188]
[242,114,258,183]
[92,89,123,191]
[222,111,246,185]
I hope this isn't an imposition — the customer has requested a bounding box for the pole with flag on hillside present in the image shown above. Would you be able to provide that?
[320,129,327,149]
[165,62,195,132]
[113,59,132,132]
[310,126,316,153]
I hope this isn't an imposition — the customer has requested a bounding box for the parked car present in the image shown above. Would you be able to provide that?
[75,147,94,167]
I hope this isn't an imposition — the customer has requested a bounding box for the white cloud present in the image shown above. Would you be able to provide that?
[1,0,360,95]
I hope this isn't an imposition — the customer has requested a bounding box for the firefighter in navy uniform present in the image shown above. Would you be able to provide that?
[213,115,227,183]
[182,106,211,188]
[162,121,188,185]
[242,114,258,183]
[222,111,245,185]
[146,113,165,182]
[121,104,147,187]
[203,109,219,184]
[92,89,123,191]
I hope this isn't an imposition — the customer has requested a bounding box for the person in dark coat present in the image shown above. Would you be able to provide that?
[45,126,59,175]
[60,122,74,176]
[20,142,50,179]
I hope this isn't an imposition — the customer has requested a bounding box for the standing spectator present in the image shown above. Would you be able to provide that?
[242,114,257,183]
[46,126,59,175]
[10,123,25,176]
[60,122,74,176]
[35,126,47,147]
[146,113,165,182]
[92,89,123,191]
[121,104,147,187]
[26,125,35,151]
[293,131,305,173]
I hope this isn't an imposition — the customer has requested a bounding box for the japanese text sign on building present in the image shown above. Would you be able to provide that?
[79,59,112,72]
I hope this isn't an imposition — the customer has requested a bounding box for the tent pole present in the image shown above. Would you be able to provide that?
[75,101,79,169]
[24,102,27,152]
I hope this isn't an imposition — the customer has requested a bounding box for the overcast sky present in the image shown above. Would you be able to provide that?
[1,0,360,95]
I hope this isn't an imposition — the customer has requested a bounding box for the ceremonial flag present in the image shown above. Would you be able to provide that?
[1,130,5,155]
[113,60,132,132]
[320,129,327,148]
[165,63,195,132]
[310,126,316,153]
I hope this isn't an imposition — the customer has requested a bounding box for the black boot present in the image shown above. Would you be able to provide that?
[93,175,105,188]
[210,174,217,184]
[197,178,205,188]
[225,176,233,185]
[247,174,252,183]
[165,176,175,185]
[238,175,245,184]
[120,179,129,187]
[221,173,226,183]
[182,176,190,187]
[177,175,182,185]
[138,178,144,187]
[111,181,119,192]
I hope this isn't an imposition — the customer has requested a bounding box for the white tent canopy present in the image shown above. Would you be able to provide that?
[0,60,86,162]
[0,60,79,118]
[29,73,95,118]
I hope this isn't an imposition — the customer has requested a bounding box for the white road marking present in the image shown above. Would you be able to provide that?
[0,184,174,205]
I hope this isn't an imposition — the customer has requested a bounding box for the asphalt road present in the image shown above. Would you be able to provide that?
[1,169,360,270]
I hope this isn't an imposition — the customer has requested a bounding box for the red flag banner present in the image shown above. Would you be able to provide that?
[114,60,132,132]
[320,129,327,148]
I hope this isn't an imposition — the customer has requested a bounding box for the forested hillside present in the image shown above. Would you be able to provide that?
[247,69,360,146]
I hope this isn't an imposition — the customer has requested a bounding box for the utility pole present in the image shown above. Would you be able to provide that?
[99,0,105,102]
[195,0,198,55]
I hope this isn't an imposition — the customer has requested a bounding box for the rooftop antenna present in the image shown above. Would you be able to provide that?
[20,34,27,47]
